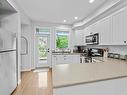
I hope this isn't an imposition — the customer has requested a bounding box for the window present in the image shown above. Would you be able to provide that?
[36,28,50,35]
[56,31,69,49]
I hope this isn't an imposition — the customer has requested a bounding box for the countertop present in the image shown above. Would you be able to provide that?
[52,53,84,55]
[52,58,127,88]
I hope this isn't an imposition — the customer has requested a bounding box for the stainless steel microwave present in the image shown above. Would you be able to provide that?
[86,33,99,45]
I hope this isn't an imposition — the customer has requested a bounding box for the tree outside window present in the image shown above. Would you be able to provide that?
[56,31,69,49]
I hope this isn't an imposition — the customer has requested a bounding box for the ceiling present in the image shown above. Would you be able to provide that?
[16,0,110,25]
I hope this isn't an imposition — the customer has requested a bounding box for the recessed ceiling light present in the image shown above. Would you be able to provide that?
[89,0,95,3]
[64,20,67,22]
[74,17,78,20]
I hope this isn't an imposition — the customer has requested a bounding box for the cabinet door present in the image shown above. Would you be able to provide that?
[89,17,112,45]
[99,17,112,45]
[63,55,73,64]
[63,55,80,64]
[83,27,91,45]
[72,55,80,64]
[112,8,127,45]
[75,30,84,45]
[52,55,57,66]
[56,55,65,64]
[52,55,65,65]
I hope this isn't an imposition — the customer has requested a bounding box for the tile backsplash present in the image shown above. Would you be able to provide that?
[86,45,127,55]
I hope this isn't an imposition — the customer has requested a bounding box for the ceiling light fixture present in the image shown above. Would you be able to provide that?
[64,20,67,22]
[89,0,95,3]
[74,17,78,20]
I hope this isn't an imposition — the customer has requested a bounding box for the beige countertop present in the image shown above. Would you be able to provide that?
[52,59,127,88]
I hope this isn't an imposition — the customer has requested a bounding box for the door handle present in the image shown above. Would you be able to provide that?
[47,48,50,52]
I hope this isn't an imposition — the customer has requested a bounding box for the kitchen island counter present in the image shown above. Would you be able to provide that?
[52,60,127,88]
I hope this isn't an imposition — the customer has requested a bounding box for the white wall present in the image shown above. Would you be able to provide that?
[21,24,33,71]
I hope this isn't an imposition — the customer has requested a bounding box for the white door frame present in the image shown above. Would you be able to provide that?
[34,27,51,68]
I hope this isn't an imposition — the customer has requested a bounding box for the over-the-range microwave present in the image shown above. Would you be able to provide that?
[85,33,99,45]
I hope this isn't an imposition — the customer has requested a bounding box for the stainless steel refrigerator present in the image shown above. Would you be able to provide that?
[0,28,17,95]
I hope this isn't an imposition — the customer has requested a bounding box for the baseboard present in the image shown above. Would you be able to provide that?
[18,79,21,85]
[21,69,32,72]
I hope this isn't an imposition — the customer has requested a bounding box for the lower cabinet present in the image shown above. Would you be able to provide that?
[52,54,80,66]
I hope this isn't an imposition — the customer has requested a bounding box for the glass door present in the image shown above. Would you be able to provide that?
[36,35,50,67]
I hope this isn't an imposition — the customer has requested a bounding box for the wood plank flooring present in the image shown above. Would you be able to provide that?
[12,69,52,95]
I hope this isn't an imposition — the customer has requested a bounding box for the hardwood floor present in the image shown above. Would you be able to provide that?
[12,69,52,95]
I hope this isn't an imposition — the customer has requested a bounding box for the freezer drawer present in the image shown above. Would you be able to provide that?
[0,51,17,95]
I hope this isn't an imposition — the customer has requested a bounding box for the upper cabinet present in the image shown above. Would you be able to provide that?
[96,17,112,45]
[112,8,127,45]
[73,7,127,46]
[74,30,85,46]
[83,7,127,45]
[84,16,112,45]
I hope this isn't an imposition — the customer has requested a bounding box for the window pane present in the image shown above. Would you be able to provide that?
[36,28,50,35]
[38,37,48,60]
[56,31,69,49]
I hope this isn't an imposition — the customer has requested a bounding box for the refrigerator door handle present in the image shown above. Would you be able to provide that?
[0,50,16,53]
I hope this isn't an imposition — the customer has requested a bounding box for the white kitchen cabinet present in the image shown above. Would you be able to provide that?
[71,55,80,64]
[63,55,73,64]
[98,17,112,45]
[83,27,91,45]
[74,30,84,45]
[87,16,112,45]
[112,8,127,45]
[52,55,64,65]
[52,54,80,66]
[83,7,127,45]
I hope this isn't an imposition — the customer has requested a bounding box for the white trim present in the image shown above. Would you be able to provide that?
[55,28,71,49]
[18,79,21,85]
[21,69,32,72]
[73,0,121,28]
[34,26,52,68]
[87,6,127,28]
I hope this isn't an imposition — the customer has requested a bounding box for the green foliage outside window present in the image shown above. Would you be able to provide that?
[56,36,68,48]
[38,37,47,60]
[38,44,47,60]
